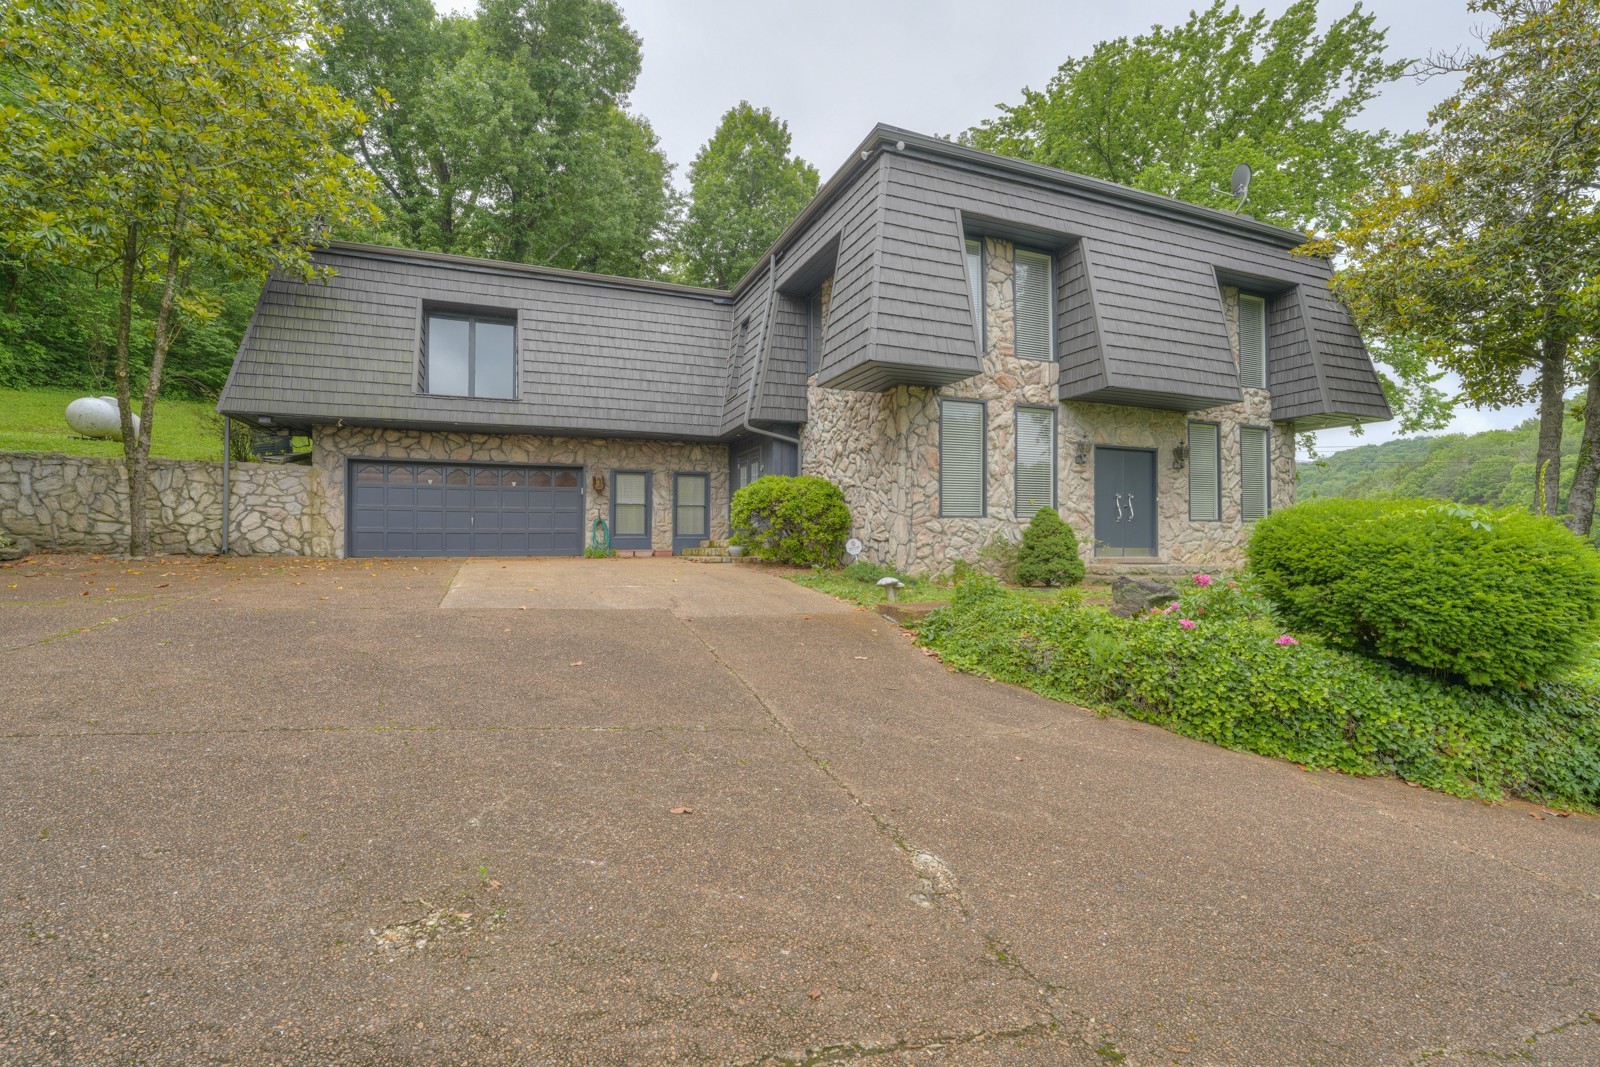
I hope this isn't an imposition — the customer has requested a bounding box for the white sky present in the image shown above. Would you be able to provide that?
[435,0,1527,450]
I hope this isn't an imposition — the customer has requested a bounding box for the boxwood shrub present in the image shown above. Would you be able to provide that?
[918,576,1600,809]
[1015,507,1085,587]
[1247,498,1600,687]
[730,475,851,567]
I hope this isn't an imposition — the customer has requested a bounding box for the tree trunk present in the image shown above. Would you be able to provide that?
[128,224,185,558]
[1533,340,1567,517]
[111,224,147,557]
[1565,363,1600,536]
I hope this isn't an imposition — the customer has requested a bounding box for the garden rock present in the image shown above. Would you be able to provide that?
[0,535,34,561]
[1111,575,1177,618]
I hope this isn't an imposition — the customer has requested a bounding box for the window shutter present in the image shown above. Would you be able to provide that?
[1187,422,1220,521]
[965,239,984,335]
[1014,249,1053,361]
[1015,407,1055,518]
[939,400,985,517]
[1239,294,1267,389]
[1240,426,1270,520]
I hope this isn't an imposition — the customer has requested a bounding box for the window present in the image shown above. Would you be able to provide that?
[1187,422,1221,522]
[964,238,985,337]
[805,292,825,375]
[728,318,748,400]
[675,473,709,546]
[1240,426,1270,521]
[422,309,515,399]
[611,471,651,550]
[1014,406,1056,518]
[1014,248,1054,361]
[1239,294,1267,389]
[939,399,986,517]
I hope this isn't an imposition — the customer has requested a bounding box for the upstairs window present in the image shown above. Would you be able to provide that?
[1014,248,1053,361]
[423,309,515,399]
[805,291,825,375]
[964,238,985,337]
[1239,293,1267,389]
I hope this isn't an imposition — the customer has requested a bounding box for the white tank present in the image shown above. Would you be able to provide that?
[65,396,139,441]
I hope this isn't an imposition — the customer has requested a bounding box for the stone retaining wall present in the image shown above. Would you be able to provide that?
[0,452,322,556]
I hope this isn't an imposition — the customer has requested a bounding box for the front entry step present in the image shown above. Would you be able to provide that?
[680,538,742,564]
[1085,561,1216,584]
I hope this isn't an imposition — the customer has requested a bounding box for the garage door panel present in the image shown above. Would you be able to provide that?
[348,460,584,558]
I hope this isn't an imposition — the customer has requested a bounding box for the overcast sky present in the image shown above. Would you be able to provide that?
[438,0,1526,452]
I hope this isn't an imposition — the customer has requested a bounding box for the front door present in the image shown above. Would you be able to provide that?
[1093,448,1157,557]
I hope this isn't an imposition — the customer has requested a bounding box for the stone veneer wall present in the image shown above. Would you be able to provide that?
[0,451,323,555]
[310,426,729,557]
[800,239,1296,575]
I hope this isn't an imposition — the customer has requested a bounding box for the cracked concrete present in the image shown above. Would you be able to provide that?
[3,555,1598,1065]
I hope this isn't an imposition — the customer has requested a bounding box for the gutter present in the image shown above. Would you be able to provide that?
[738,251,800,449]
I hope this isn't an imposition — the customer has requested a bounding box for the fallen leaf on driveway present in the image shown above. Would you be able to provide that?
[807,988,822,1000]
[709,970,718,982]
[670,807,694,815]
[854,656,868,660]
[570,661,583,666]
[1529,811,1546,820]
[1013,756,1023,762]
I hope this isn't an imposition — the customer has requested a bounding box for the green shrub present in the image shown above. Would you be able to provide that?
[843,560,901,584]
[918,578,1600,809]
[730,475,852,567]
[1015,507,1085,587]
[977,531,1020,582]
[1248,498,1600,687]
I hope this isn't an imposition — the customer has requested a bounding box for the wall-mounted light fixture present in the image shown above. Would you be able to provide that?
[1073,436,1092,467]
[591,474,607,495]
[1171,443,1189,470]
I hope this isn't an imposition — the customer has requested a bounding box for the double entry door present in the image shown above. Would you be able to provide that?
[1093,448,1157,557]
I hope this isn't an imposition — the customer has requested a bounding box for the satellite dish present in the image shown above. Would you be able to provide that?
[1230,163,1253,203]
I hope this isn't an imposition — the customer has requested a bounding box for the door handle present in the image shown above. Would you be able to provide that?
[1115,494,1124,522]
[1127,493,1135,521]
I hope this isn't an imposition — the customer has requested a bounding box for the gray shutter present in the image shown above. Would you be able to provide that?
[1239,295,1267,389]
[1014,249,1053,361]
[1015,407,1055,518]
[965,239,984,336]
[1240,426,1270,520]
[1187,422,1220,521]
[939,399,985,517]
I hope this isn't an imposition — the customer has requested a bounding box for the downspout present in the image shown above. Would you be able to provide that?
[221,416,231,555]
[740,251,800,448]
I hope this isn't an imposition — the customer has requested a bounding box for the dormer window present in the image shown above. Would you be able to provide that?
[1238,293,1267,389]
[422,307,516,399]
[1013,248,1054,361]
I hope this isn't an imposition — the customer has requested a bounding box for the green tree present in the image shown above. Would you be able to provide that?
[319,0,674,275]
[1305,0,1600,532]
[962,0,1408,234]
[0,0,379,555]
[672,103,819,289]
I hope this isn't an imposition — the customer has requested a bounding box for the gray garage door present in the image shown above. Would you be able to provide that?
[348,460,584,557]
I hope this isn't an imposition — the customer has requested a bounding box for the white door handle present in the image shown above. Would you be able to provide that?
[1115,494,1124,522]
[1127,494,1135,521]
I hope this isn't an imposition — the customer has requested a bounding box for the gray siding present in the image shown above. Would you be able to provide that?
[221,248,734,439]
[1303,285,1391,422]
[1058,240,1107,396]
[756,294,811,425]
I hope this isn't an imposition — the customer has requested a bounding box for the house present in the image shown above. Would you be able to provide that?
[218,125,1390,572]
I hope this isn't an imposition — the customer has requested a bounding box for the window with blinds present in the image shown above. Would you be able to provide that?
[1240,426,1270,520]
[1014,249,1053,361]
[964,238,984,336]
[1187,422,1220,521]
[1239,294,1267,389]
[1015,407,1056,518]
[939,399,986,517]
[612,471,650,548]
[675,473,708,540]
[805,291,825,375]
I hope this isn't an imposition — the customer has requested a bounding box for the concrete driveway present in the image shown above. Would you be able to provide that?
[2,554,1598,1066]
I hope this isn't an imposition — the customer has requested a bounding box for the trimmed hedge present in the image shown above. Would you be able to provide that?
[1015,507,1085,587]
[918,576,1600,809]
[730,475,851,567]
[1248,498,1600,687]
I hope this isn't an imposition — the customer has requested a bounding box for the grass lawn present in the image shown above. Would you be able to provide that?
[788,567,1104,608]
[0,387,224,461]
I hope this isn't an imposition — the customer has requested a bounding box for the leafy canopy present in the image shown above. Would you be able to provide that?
[962,0,1409,232]
[318,0,674,276]
[672,102,819,289]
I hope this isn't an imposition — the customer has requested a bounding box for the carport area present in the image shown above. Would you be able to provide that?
[2,554,1599,1066]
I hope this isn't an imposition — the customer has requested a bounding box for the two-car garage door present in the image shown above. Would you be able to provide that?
[348,460,584,557]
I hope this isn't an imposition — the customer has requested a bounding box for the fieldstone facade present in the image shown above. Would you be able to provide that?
[310,425,729,557]
[801,238,1296,575]
[0,451,322,556]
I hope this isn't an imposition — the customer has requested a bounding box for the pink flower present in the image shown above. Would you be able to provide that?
[1179,619,1197,630]
[1193,573,1213,588]
[1274,634,1299,646]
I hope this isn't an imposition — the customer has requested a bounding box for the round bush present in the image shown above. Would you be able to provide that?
[1247,498,1600,687]
[1015,507,1085,587]
[730,475,851,567]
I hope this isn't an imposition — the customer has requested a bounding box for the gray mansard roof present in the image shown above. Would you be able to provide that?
[219,124,1391,436]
